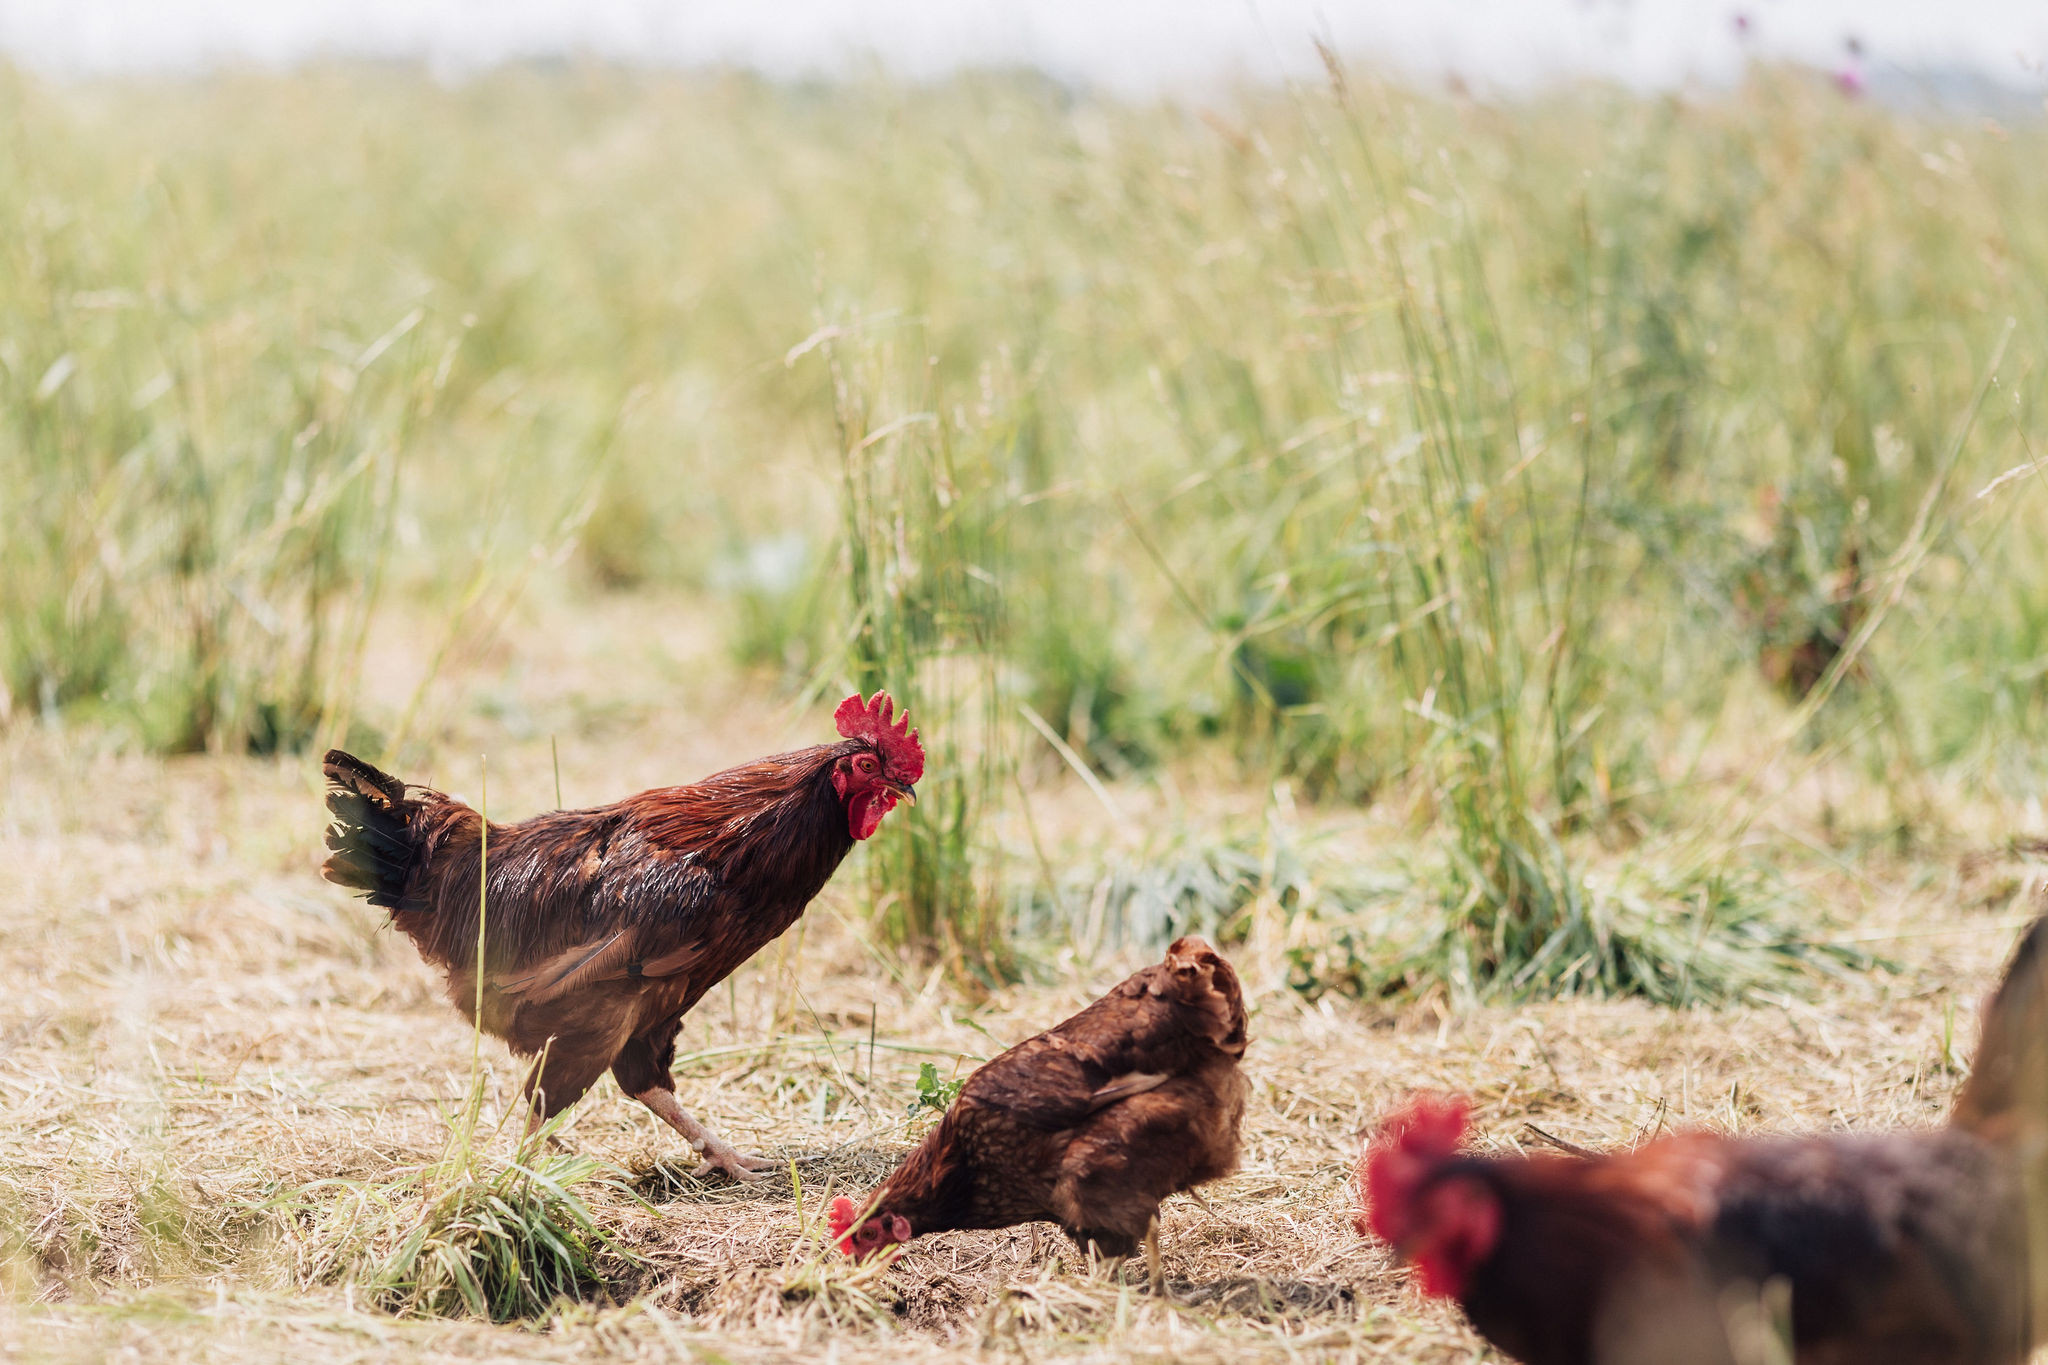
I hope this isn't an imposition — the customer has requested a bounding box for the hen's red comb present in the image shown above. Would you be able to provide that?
[835,691,924,783]
[828,1195,860,1254]
[1358,1093,1471,1243]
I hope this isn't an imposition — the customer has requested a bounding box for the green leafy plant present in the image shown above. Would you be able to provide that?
[905,1061,966,1122]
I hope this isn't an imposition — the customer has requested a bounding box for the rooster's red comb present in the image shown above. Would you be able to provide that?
[835,691,924,784]
[1358,1093,1471,1244]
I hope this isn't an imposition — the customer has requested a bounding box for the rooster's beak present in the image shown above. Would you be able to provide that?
[886,779,917,806]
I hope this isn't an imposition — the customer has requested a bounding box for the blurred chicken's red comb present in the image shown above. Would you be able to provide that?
[1358,1093,1471,1244]
[1379,1094,1470,1160]
[835,691,924,783]
[828,1195,859,1253]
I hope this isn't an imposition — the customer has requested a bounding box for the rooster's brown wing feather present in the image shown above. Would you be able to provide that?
[495,929,703,1003]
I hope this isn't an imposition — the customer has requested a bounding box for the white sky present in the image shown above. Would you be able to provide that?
[0,1,2043,96]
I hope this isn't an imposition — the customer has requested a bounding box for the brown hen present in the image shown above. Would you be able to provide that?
[831,936,1249,1281]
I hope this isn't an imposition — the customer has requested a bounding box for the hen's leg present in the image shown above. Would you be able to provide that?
[1070,1226,1139,1260]
[1144,1215,1163,1296]
[612,1026,774,1181]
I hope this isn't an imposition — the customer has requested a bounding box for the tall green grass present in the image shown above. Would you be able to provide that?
[810,324,1019,981]
[4,62,2045,993]
[0,237,441,752]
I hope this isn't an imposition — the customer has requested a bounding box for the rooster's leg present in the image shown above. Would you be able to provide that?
[633,1088,777,1181]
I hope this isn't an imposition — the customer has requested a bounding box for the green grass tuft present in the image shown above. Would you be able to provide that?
[285,1088,643,1323]
[1287,851,1880,1006]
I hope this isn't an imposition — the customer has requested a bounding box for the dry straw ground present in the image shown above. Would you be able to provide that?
[2,596,2041,1365]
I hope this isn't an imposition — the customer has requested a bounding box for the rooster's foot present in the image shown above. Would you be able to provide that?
[693,1138,778,1182]
[633,1086,773,1182]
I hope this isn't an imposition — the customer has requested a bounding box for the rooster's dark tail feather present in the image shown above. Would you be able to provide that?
[321,749,426,911]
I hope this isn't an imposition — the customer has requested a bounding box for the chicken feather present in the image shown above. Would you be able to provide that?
[833,936,1248,1264]
[1357,915,2048,1365]
[317,693,923,1180]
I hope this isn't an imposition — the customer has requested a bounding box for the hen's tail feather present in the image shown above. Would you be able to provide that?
[321,748,428,912]
[1952,912,2048,1141]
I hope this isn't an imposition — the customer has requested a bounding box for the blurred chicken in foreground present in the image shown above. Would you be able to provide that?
[1358,915,2048,1365]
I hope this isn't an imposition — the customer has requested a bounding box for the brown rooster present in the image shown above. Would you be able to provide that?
[319,691,923,1180]
[1355,915,2048,1365]
[829,936,1248,1286]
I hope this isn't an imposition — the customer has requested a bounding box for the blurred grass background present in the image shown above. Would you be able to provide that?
[2,60,2044,999]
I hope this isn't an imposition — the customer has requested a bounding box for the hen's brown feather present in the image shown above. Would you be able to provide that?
[1952,913,2048,1145]
[851,936,1248,1258]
